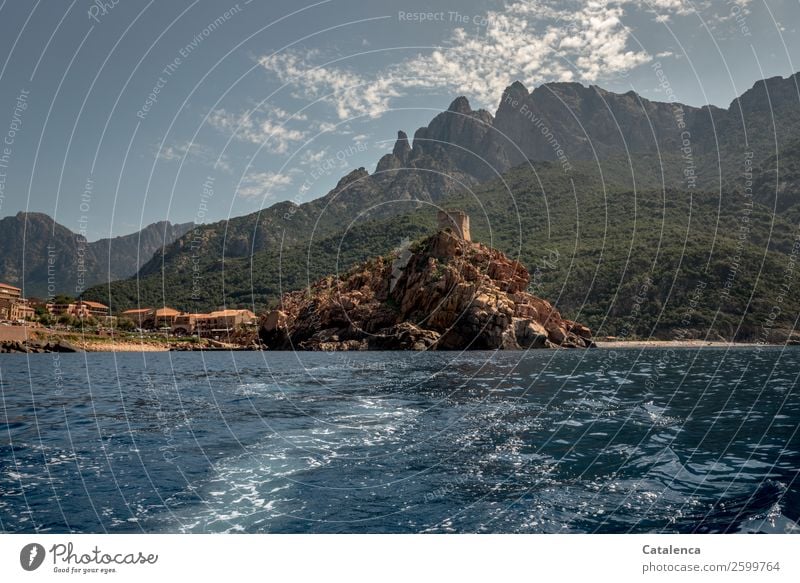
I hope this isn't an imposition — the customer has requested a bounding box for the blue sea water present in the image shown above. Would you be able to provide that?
[0,347,798,533]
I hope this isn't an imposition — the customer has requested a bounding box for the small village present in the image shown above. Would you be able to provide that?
[1,280,259,352]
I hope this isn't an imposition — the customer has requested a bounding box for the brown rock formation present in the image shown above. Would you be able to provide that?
[259,229,593,351]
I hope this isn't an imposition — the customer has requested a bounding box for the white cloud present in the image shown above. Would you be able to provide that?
[259,52,400,119]
[299,148,329,165]
[256,0,679,116]
[314,120,339,133]
[256,0,755,119]
[238,171,293,199]
[208,107,307,154]
[156,141,231,172]
[267,105,308,122]
[628,0,697,15]
[157,143,187,162]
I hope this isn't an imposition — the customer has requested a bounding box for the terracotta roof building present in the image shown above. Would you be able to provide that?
[179,309,257,337]
[0,282,21,295]
[153,307,181,328]
[74,300,110,318]
[12,299,35,320]
[49,300,110,319]
[171,313,206,336]
[119,307,182,329]
[0,282,22,320]
[120,308,154,327]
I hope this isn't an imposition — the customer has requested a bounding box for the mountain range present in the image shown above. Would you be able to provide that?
[42,71,800,339]
[0,212,192,297]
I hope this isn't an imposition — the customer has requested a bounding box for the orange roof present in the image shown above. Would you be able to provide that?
[207,310,235,317]
[207,309,256,318]
[0,282,21,291]
[121,308,152,315]
[79,300,109,309]
[154,307,181,317]
[188,314,212,321]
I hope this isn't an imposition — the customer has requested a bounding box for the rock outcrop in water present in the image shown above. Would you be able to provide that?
[259,227,593,351]
[0,339,82,353]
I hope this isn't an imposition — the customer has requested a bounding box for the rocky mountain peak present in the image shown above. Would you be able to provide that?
[447,95,472,113]
[403,95,497,183]
[392,130,412,160]
[13,211,55,225]
[506,80,529,95]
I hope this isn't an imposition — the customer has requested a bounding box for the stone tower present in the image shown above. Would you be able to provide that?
[437,210,471,241]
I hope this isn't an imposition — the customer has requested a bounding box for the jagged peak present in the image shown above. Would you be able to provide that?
[504,80,529,97]
[447,96,472,113]
[392,130,411,158]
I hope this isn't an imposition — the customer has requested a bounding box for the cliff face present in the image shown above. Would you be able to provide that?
[260,229,592,351]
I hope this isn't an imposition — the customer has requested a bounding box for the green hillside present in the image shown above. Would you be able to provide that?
[83,155,799,341]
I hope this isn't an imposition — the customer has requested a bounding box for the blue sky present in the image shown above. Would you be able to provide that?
[0,0,798,240]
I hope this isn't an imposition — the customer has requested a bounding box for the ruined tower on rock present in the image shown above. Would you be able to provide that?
[437,210,471,241]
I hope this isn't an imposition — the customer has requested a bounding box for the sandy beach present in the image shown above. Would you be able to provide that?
[594,340,766,349]
[79,340,171,352]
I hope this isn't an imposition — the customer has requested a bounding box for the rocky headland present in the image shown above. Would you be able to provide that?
[0,338,82,353]
[260,227,593,351]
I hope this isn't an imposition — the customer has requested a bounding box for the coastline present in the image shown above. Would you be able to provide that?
[1,324,789,353]
[594,340,771,349]
[77,339,785,352]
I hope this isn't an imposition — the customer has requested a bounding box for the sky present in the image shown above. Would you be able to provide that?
[0,0,798,240]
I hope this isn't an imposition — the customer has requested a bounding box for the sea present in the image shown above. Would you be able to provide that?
[0,347,798,534]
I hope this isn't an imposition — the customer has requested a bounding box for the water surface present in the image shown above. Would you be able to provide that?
[1,347,798,533]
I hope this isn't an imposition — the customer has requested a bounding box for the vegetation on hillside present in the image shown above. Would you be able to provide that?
[83,156,799,341]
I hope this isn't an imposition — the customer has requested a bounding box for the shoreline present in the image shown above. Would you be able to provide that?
[1,327,790,354]
[0,325,253,353]
[594,340,773,349]
[71,340,788,353]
